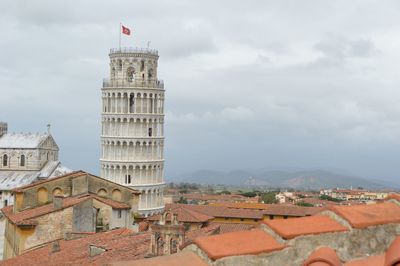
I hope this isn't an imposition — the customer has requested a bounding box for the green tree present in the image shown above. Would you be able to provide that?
[261,192,278,204]
[295,201,314,207]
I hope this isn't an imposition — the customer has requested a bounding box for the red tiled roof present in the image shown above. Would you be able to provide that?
[13,170,140,194]
[111,251,208,266]
[183,224,221,248]
[387,194,400,202]
[165,204,264,220]
[2,193,130,226]
[264,216,349,240]
[194,229,286,260]
[2,229,150,266]
[328,202,400,229]
[211,202,323,216]
[302,247,342,266]
[147,205,214,223]
[209,222,255,234]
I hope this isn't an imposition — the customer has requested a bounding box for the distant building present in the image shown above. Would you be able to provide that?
[0,122,71,259]
[1,171,140,259]
[0,122,71,208]
[100,47,166,217]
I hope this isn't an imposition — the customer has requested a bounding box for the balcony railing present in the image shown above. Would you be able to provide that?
[110,47,158,56]
[103,78,164,89]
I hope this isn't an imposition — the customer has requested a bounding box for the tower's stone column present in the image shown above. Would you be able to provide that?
[100,47,165,217]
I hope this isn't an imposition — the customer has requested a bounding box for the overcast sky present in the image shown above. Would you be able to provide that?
[1,0,400,181]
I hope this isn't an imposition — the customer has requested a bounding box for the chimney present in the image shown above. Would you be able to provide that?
[89,245,106,257]
[0,122,7,137]
[53,196,63,210]
[52,240,61,253]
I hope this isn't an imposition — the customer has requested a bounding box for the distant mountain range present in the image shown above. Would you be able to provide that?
[170,169,400,190]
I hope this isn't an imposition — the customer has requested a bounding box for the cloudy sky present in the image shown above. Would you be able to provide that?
[1,0,400,181]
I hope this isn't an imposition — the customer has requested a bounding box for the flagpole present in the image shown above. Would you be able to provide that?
[119,23,121,49]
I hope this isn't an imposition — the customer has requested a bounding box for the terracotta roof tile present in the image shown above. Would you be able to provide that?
[328,202,400,228]
[111,251,208,266]
[2,229,150,266]
[147,206,214,223]
[12,170,140,194]
[165,203,263,219]
[211,202,323,216]
[386,194,400,202]
[264,216,348,240]
[209,222,255,234]
[194,229,286,260]
[2,193,130,225]
[302,247,342,266]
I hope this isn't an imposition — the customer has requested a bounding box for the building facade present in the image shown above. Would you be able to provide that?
[2,171,140,259]
[100,47,165,217]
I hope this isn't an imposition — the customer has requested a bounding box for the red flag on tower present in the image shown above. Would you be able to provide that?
[121,25,131,35]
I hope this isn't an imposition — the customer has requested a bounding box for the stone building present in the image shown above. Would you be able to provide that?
[1,171,140,259]
[100,47,165,217]
[0,122,70,208]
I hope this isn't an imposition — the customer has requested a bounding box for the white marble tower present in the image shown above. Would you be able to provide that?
[100,47,165,217]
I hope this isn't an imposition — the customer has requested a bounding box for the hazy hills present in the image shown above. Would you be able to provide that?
[171,169,399,190]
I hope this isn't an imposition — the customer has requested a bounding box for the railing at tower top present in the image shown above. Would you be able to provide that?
[110,47,158,56]
[103,78,164,89]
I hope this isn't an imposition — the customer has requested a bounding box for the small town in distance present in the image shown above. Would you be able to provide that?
[2,3,400,265]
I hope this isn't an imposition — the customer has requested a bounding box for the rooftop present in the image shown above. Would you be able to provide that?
[111,251,208,266]
[1,228,150,266]
[194,229,286,260]
[0,132,51,149]
[166,203,264,220]
[328,202,400,228]
[147,205,214,223]
[2,193,130,226]
[109,47,158,56]
[263,215,349,240]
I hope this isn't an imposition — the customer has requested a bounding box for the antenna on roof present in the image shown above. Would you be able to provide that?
[47,124,51,134]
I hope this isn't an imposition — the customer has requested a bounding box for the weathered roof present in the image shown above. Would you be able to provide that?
[194,229,286,260]
[2,193,130,226]
[263,216,349,240]
[0,133,53,149]
[147,205,214,223]
[328,202,400,229]
[13,170,140,194]
[112,251,208,266]
[1,228,150,266]
[211,202,323,216]
[209,222,255,234]
[0,161,71,190]
[165,204,264,220]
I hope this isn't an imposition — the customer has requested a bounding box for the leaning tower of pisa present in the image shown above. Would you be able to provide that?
[100,47,165,217]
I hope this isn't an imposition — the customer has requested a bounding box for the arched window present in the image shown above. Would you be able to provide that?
[112,189,122,201]
[46,152,49,160]
[148,128,152,137]
[2,154,7,166]
[20,154,25,167]
[53,187,63,197]
[129,94,135,113]
[37,187,49,204]
[111,67,116,78]
[126,67,135,82]
[118,59,122,71]
[140,60,145,71]
[148,68,153,80]
[97,188,107,197]
[125,174,131,184]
